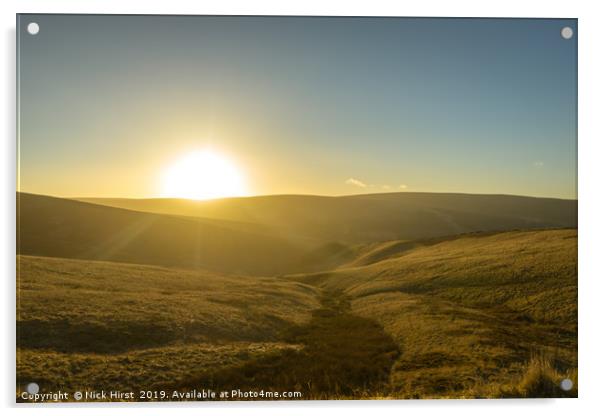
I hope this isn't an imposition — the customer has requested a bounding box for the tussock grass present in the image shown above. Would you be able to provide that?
[467,354,577,398]
[514,355,576,398]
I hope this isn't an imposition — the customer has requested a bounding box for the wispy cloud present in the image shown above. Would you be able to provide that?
[345,178,367,188]
[533,161,544,167]
[345,178,408,192]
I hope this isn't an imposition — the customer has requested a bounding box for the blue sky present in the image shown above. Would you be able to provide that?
[18,15,577,199]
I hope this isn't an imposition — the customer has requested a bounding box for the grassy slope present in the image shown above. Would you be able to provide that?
[18,342,302,394]
[17,255,319,394]
[289,229,577,397]
[17,255,319,352]
[78,192,577,245]
[17,229,577,399]
[308,229,577,325]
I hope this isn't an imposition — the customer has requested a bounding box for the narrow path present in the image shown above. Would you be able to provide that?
[172,290,400,399]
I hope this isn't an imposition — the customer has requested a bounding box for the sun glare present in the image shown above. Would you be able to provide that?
[161,150,247,200]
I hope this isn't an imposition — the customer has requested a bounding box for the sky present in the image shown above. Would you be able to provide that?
[18,15,577,199]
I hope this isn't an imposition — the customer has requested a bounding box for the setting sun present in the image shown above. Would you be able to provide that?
[161,150,247,200]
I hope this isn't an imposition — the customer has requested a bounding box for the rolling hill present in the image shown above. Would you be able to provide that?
[17,193,311,275]
[287,229,578,397]
[19,192,577,276]
[78,192,577,245]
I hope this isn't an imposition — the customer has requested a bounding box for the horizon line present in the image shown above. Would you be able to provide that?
[16,190,578,202]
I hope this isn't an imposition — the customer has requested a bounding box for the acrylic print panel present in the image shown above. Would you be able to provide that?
[16,15,577,402]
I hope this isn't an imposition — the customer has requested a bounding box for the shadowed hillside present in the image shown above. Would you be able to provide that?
[79,192,577,245]
[22,192,577,276]
[17,193,312,276]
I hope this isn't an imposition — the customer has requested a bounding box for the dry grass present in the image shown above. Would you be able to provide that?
[16,229,577,400]
[467,355,578,398]
[165,291,399,399]
[17,342,300,396]
[290,229,577,398]
[304,229,576,327]
[18,255,319,353]
[17,255,320,396]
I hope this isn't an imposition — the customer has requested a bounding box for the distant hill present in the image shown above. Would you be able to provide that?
[19,192,577,276]
[17,193,311,276]
[79,192,577,245]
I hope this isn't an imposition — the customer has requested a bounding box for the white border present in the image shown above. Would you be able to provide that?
[2,1,601,415]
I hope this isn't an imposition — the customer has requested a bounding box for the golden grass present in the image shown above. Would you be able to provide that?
[16,229,577,400]
[306,229,576,326]
[17,255,320,398]
[466,355,578,398]
[18,255,319,353]
[290,229,577,398]
[17,342,300,395]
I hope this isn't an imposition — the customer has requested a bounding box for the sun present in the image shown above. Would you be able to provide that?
[161,150,247,200]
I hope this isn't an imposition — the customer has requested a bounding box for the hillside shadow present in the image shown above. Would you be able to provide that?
[166,291,400,399]
[17,319,179,353]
